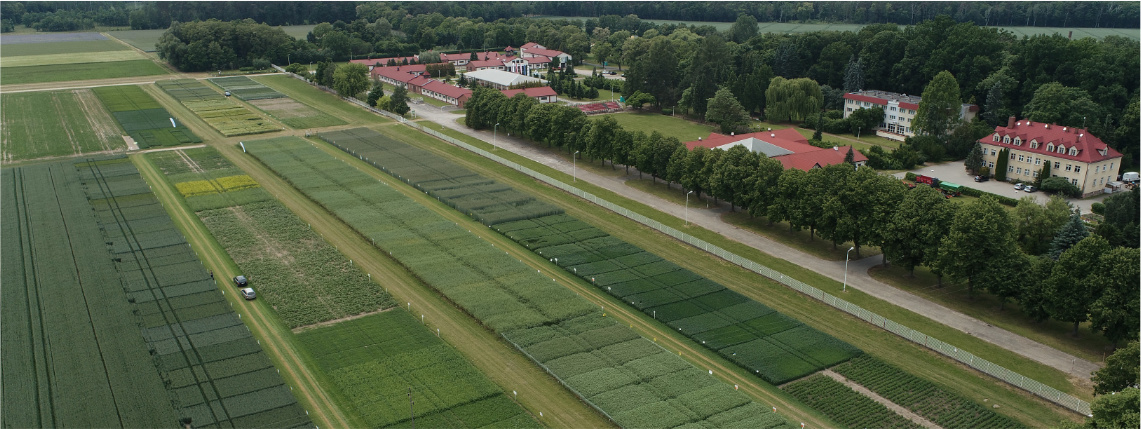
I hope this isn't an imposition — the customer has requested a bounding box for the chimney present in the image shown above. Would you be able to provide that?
[1007,116,1016,128]
[730,132,735,136]
[698,137,702,141]
[833,146,838,151]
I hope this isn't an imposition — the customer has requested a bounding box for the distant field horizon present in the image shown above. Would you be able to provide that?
[533,16,1140,40]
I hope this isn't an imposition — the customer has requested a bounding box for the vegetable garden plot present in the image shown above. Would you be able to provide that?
[92,85,202,149]
[74,156,311,428]
[296,311,537,428]
[783,374,923,429]
[832,355,1024,429]
[156,79,278,136]
[246,136,783,428]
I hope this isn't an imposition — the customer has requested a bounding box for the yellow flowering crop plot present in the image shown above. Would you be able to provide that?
[175,179,222,197]
[175,175,259,197]
[215,175,259,192]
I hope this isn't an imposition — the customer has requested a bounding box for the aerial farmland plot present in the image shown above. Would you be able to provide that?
[1,157,310,428]
[297,311,539,428]
[245,135,795,428]
[0,33,167,85]
[208,76,346,129]
[157,79,280,136]
[148,146,395,327]
[0,89,123,162]
[92,85,202,149]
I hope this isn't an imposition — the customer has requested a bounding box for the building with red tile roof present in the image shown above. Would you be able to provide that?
[683,129,866,170]
[500,86,558,103]
[979,117,1122,196]
[843,90,978,141]
[371,65,426,87]
[519,42,571,67]
[352,56,420,70]
[419,80,472,107]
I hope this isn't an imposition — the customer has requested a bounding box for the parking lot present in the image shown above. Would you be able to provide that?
[894,162,1112,213]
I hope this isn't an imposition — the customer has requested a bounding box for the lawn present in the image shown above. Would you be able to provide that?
[1,60,169,85]
[1,90,123,161]
[596,111,716,141]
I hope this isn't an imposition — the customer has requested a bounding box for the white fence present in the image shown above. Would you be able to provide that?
[274,65,1092,416]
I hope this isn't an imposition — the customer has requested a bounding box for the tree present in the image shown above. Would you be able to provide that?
[883,185,955,276]
[1092,341,1140,394]
[1035,160,1051,188]
[626,91,655,109]
[936,196,1018,298]
[765,77,823,123]
[388,84,411,116]
[680,146,710,197]
[366,81,384,107]
[705,88,749,134]
[1023,82,1102,129]
[1040,176,1081,197]
[844,147,855,164]
[964,142,985,174]
[994,148,1009,181]
[982,81,1004,126]
[1088,248,1141,347]
[1101,188,1140,248]
[1049,213,1089,259]
[847,106,884,135]
[332,62,369,98]
[727,13,758,43]
[1047,234,1110,335]
[1013,195,1072,255]
[842,55,865,93]
[1019,256,1055,322]
[1088,387,1139,429]
[913,70,962,138]
[708,145,757,211]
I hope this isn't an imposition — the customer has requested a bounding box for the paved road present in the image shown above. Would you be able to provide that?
[412,104,1102,381]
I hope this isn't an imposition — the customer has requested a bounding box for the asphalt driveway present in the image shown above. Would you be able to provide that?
[895,162,1112,213]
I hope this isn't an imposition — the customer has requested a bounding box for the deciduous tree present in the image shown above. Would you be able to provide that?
[1046,234,1110,335]
[913,70,962,138]
[936,196,1017,298]
[705,88,749,134]
[1013,195,1072,255]
[765,77,823,123]
[1088,248,1141,347]
[1092,341,1140,394]
[882,185,954,275]
[333,62,370,98]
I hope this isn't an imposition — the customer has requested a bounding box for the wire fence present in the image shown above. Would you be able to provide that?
[273,65,1092,416]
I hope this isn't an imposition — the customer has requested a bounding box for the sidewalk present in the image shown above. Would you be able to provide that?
[411,105,1101,381]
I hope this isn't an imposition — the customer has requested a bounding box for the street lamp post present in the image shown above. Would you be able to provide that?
[573,151,580,182]
[685,191,694,225]
[857,127,861,140]
[494,123,501,145]
[844,247,855,292]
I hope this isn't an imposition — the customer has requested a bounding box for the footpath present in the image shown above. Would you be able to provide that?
[410,104,1101,382]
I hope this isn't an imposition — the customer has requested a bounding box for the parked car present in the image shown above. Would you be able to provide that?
[1024,185,1037,192]
[240,287,256,300]
[233,275,248,287]
[1013,183,1024,190]
[974,175,989,182]
[224,91,232,97]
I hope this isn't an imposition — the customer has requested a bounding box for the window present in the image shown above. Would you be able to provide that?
[891,106,897,111]
[1008,166,1015,173]
[1034,171,1039,177]
[1018,155,1025,162]
[1069,148,1078,156]
[1035,158,1041,165]
[1075,166,1081,173]
[1016,167,1022,174]
[847,107,853,112]
[988,162,994,168]
[1057,145,1066,154]
[1046,143,1054,152]
[990,149,996,156]
[1066,164,1072,171]
[1072,179,1078,186]
[1014,137,1022,145]
[1030,139,1038,148]
[1055,162,1061,169]
[1003,135,1011,143]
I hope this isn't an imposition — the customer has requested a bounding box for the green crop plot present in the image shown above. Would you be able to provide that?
[1,50,147,67]
[92,85,201,149]
[1,89,122,161]
[2,158,310,428]
[0,39,131,57]
[297,311,537,428]
[832,355,1023,429]
[1,60,168,85]
[211,75,346,128]
[246,133,793,428]
[156,79,279,136]
[209,76,285,101]
[783,374,923,429]
[73,156,312,428]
